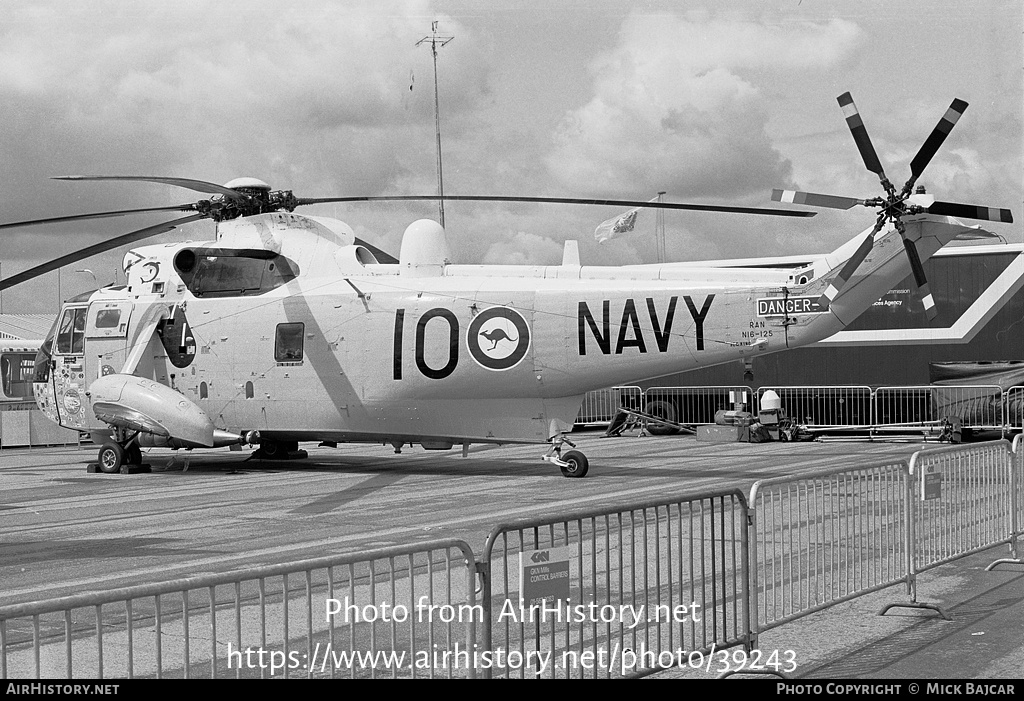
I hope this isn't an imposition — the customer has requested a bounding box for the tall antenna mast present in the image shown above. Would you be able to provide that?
[656,191,666,263]
[416,22,454,228]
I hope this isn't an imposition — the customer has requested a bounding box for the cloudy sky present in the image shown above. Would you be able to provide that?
[1,0,1020,313]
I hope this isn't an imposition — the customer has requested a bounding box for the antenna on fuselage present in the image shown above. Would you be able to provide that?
[416,22,454,229]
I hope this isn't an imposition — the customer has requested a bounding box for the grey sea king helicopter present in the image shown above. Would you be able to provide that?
[0,93,1013,476]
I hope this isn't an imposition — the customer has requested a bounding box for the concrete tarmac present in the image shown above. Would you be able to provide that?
[1,431,1021,680]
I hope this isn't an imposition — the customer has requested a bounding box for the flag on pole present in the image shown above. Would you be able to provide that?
[594,196,658,243]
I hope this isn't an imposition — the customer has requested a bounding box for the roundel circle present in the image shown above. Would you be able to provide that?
[467,306,531,371]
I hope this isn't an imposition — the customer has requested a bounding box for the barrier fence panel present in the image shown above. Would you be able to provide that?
[0,540,477,680]
[481,489,749,679]
[875,385,1005,433]
[908,442,1014,576]
[756,386,874,430]
[575,386,643,425]
[1006,386,1024,432]
[747,460,910,633]
[643,386,753,431]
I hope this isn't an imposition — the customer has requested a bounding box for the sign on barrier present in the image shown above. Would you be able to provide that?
[0,541,478,680]
[482,489,750,679]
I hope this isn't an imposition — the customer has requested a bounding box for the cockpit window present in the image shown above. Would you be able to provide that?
[55,307,87,355]
[34,315,59,382]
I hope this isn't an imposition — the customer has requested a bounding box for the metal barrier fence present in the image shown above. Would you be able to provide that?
[481,489,749,679]
[642,386,753,433]
[874,385,1005,433]
[747,460,910,633]
[0,541,478,680]
[1006,386,1024,432]
[5,440,1024,680]
[755,386,873,429]
[907,442,1014,582]
[578,384,1023,435]
[575,386,643,424]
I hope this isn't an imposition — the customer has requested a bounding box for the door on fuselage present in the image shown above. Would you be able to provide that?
[83,300,133,383]
[49,305,90,429]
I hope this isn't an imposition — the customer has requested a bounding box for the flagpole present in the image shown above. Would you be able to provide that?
[656,191,666,263]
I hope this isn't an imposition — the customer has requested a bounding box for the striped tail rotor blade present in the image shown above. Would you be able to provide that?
[772,189,862,210]
[837,92,888,183]
[908,99,968,186]
[902,236,938,321]
[926,200,1014,223]
[817,226,878,309]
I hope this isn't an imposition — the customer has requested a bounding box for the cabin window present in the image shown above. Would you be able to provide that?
[200,382,208,399]
[95,309,121,328]
[1,353,35,399]
[245,381,254,399]
[275,323,304,363]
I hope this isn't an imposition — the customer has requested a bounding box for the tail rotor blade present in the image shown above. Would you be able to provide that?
[901,236,938,320]
[837,92,888,185]
[772,189,865,210]
[906,99,968,192]
[817,219,883,309]
[926,200,1014,223]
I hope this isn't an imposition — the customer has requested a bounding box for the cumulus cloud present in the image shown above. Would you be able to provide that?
[482,231,565,266]
[546,15,863,199]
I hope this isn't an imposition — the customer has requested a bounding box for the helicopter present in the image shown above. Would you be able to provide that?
[0,93,1013,477]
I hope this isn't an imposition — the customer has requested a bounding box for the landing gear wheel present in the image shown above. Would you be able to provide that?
[98,442,126,474]
[259,439,299,459]
[645,400,680,435]
[559,450,589,478]
[125,444,143,465]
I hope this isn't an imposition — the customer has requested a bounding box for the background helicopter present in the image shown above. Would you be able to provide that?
[0,92,1013,476]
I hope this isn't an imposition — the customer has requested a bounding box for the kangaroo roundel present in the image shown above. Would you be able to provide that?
[467,306,531,371]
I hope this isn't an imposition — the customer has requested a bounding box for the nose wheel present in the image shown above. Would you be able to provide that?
[542,434,589,478]
[97,439,143,474]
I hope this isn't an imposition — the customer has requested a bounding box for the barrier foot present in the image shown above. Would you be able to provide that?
[985,558,1024,572]
[719,668,790,680]
[877,601,950,620]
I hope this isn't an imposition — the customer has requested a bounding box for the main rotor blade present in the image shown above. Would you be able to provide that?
[296,195,817,217]
[925,200,1014,223]
[817,218,884,309]
[0,204,199,231]
[906,99,968,192]
[54,176,246,201]
[837,92,889,185]
[771,189,865,210]
[0,214,205,293]
[902,236,938,321]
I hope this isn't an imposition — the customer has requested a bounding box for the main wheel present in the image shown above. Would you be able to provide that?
[98,442,126,474]
[559,449,589,478]
[259,439,299,459]
[645,400,680,435]
[125,443,143,465]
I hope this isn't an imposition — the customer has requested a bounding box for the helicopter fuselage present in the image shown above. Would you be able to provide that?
[30,210,967,449]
